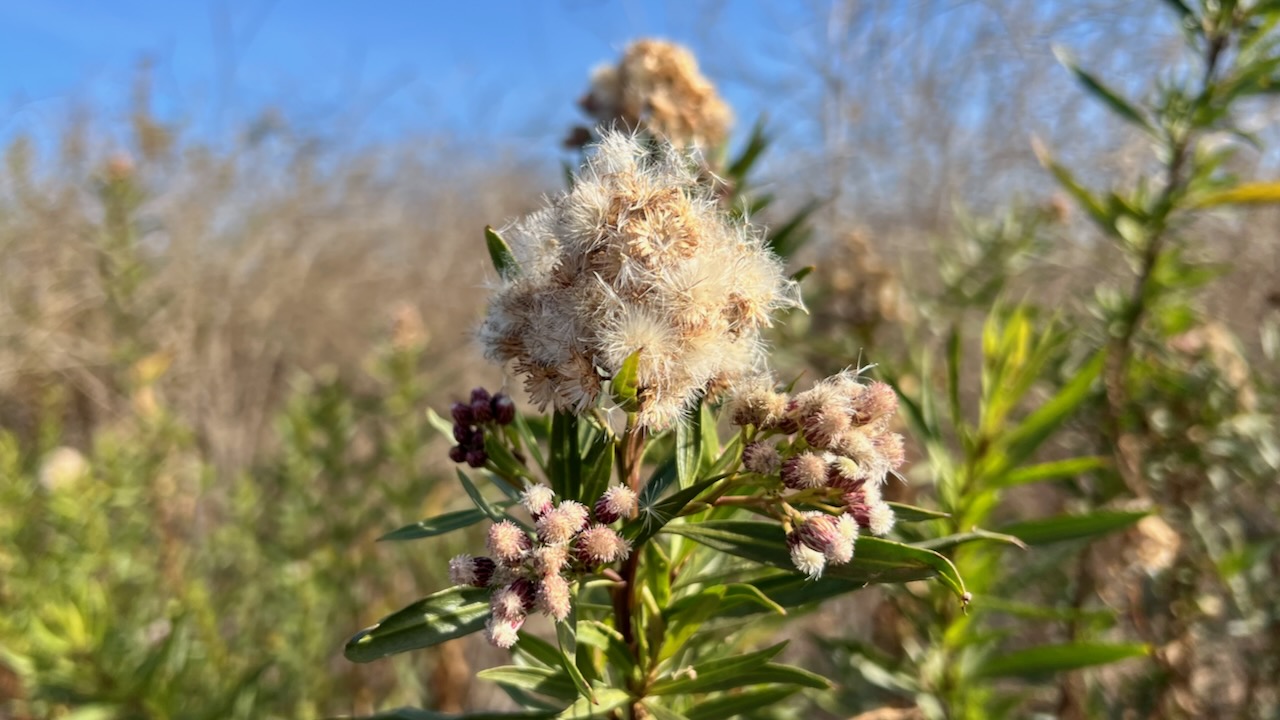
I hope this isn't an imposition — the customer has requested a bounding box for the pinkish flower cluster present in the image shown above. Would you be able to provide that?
[448,482,637,648]
[729,370,906,578]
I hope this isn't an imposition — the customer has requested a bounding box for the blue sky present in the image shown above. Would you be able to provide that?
[0,0,807,151]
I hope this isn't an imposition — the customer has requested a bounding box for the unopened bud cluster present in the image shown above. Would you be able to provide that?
[479,131,801,430]
[730,370,906,578]
[448,387,517,468]
[448,483,638,648]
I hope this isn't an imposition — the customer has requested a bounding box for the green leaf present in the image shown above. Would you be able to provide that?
[722,582,787,616]
[555,689,632,719]
[992,456,1109,489]
[727,117,769,184]
[999,510,1148,546]
[378,508,488,541]
[729,573,868,614]
[684,686,801,720]
[359,708,555,720]
[976,642,1150,678]
[648,643,788,695]
[485,225,520,278]
[557,603,594,703]
[982,351,1104,480]
[621,475,724,546]
[663,521,968,600]
[914,529,1027,552]
[345,587,489,662]
[516,632,566,669]
[660,586,726,660]
[477,666,578,703]
[766,200,819,260]
[549,413,581,501]
[611,350,642,412]
[580,433,615,511]
[1053,46,1152,132]
[675,401,704,490]
[642,701,691,720]
[577,621,634,677]
[457,469,504,522]
[886,502,951,523]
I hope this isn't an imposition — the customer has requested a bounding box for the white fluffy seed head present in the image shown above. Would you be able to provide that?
[536,574,574,622]
[477,130,799,429]
[485,615,524,649]
[520,484,556,517]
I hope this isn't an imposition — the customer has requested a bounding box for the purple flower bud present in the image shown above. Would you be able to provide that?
[453,424,473,444]
[448,554,497,587]
[536,501,590,545]
[465,449,488,468]
[448,445,467,464]
[492,393,516,425]
[491,578,537,622]
[575,524,631,565]
[742,442,781,475]
[450,401,474,426]
[485,614,523,649]
[787,534,827,579]
[520,484,556,518]
[537,573,573,622]
[594,484,639,524]
[781,452,829,490]
[487,520,531,565]
[471,387,493,423]
[850,381,898,426]
[468,428,486,450]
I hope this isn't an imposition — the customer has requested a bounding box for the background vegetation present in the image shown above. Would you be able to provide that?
[2,1,1278,718]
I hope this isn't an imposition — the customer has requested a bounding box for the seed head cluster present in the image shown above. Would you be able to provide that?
[573,39,733,151]
[730,370,907,579]
[448,483,636,648]
[479,131,801,430]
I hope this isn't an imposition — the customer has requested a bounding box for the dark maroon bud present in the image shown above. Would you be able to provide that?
[471,388,493,422]
[448,445,467,463]
[469,428,486,450]
[453,424,473,443]
[472,556,497,586]
[492,393,516,425]
[509,577,538,612]
[465,449,488,468]
[450,401,474,426]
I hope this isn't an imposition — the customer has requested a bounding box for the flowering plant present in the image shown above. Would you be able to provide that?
[344,131,975,719]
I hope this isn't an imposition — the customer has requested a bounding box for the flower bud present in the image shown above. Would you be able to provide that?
[471,387,493,422]
[826,456,865,491]
[491,393,517,425]
[468,428,486,450]
[520,483,556,518]
[531,543,570,576]
[453,424,473,444]
[491,578,537,621]
[448,445,467,464]
[537,573,573,622]
[787,534,827,579]
[802,404,851,450]
[448,554,497,587]
[536,501,590,544]
[575,524,631,565]
[594,484,638,524]
[451,401,474,426]
[866,502,896,537]
[742,442,781,475]
[873,432,906,472]
[850,381,898,426]
[465,449,488,468]
[781,452,829,490]
[485,614,524,649]
[487,520,532,565]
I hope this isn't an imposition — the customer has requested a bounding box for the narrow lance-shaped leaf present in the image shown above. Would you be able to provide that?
[1193,180,1280,207]
[664,521,968,600]
[675,401,703,490]
[611,350,642,412]
[379,507,488,541]
[1053,46,1153,133]
[999,510,1148,546]
[977,642,1150,678]
[345,586,490,662]
[485,225,520,278]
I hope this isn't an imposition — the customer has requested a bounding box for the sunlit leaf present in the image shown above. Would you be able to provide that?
[345,587,489,662]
